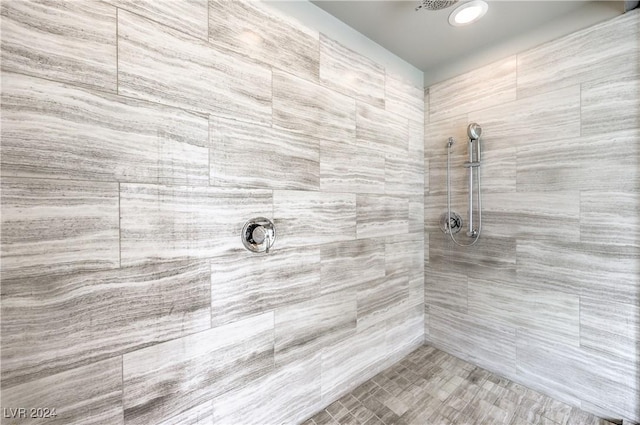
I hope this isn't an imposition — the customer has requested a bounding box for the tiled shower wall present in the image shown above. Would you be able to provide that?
[0,1,424,424]
[424,10,640,423]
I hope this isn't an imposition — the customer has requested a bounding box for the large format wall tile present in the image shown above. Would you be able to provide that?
[0,178,119,280]
[1,0,116,92]
[120,184,272,265]
[1,72,209,184]
[320,139,385,194]
[385,233,425,301]
[123,313,275,425]
[107,0,208,39]
[274,190,356,247]
[357,273,411,329]
[210,247,320,327]
[209,0,319,82]
[581,76,640,136]
[156,402,212,425]
[1,261,210,389]
[356,194,409,239]
[516,10,640,99]
[320,238,385,295]
[118,9,271,124]
[385,152,423,195]
[210,116,319,190]
[1,358,123,425]
[429,56,516,121]
[319,34,385,107]
[424,266,468,314]
[273,70,356,144]
[212,356,321,425]
[580,191,639,247]
[275,293,357,366]
[357,102,409,155]
[386,73,424,124]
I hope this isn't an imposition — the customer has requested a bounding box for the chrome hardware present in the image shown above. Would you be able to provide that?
[242,217,276,253]
[440,212,463,235]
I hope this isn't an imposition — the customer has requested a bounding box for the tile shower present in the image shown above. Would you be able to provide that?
[0,2,637,425]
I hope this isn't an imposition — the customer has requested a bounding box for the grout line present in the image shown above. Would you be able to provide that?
[118,182,122,267]
[116,7,119,95]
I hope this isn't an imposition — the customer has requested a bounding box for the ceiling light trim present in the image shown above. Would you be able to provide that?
[448,0,489,26]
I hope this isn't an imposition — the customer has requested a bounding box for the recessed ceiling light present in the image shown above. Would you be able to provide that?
[448,0,488,26]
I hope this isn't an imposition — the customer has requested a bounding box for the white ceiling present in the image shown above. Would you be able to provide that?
[311,1,624,85]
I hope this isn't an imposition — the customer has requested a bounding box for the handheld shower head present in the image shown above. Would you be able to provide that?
[467,123,482,140]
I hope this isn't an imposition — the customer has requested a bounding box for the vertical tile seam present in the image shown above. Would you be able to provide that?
[116,7,119,95]
[120,354,125,424]
[118,182,122,267]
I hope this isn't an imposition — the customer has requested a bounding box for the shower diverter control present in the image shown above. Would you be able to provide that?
[242,217,276,253]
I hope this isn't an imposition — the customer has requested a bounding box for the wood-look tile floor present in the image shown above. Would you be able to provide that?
[304,345,616,425]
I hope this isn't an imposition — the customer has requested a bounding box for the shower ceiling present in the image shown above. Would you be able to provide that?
[311,1,625,85]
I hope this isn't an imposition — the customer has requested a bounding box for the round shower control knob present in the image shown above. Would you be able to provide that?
[242,217,276,253]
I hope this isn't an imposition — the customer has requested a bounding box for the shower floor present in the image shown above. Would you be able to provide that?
[303,345,615,425]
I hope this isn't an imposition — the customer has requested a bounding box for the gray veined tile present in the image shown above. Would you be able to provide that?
[320,139,385,194]
[429,56,516,121]
[467,270,580,346]
[581,76,640,136]
[209,0,319,82]
[106,0,208,39]
[516,129,640,192]
[580,297,639,363]
[273,70,356,144]
[385,152,424,196]
[357,102,409,155]
[1,72,209,184]
[428,306,517,378]
[425,266,468,314]
[385,73,424,124]
[275,292,357,367]
[409,195,425,235]
[120,184,272,265]
[481,191,580,241]
[123,313,275,425]
[0,357,123,425]
[1,261,210,389]
[356,194,409,239]
[424,114,468,158]
[357,272,411,329]
[210,246,320,327]
[580,191,640,247]
[1,0,116,92]
[210,115,320,190]
[468,85,580,149]
[516,240,639,305]
[516,10,640,99]
[118,9,271,124]
[320,34,385,107]
[0,178,119,281]
[212,356,322,425]
[384,233,424,296]
[385,304,425,354]
[274,190,356,248]
[320,238,385,296]
[156,401,213,425]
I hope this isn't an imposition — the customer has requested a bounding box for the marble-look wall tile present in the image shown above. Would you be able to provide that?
[1,358,123,425]
[209,0,319,82]
[516,10,640,99]
[320,34,385,107]
[424,114,468,157]
[120,184,272,265]
[0,178,119,280]
[409,119,425,156]
[357,273,411,329]
[123,313,275,425]
[385,304,425,352]
[107,0,208,39]
[1,261,210,389]
[320,139,384,194]
[424,266,468,314]
[516,130,640,192]
[275,293,357,366]
[320,238,385,295]
[274,190,356,247]
[468,85,581,149]
[516,331,639,423]
[409,195,425,235]
[356,194,409,239]
[580,297,639,363]
[385,233,424,298]
[429,306,517,378]
[273,70,356,144]
[581,76,640,136]
[429,56,516,121]
[1,72,209,184]
[467,271,580,346]
[481,191,580,241]
[517,240,639,305]
[118,9,271,124]
[386,73,424,123]
[210,116,319,190]
[385,152,423,195]
[580,191,639,247]
[212,357,321,425]
[156,402,213,425]
[357,102,409,155]
[1,0,116,91]
[211,247,320,327]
